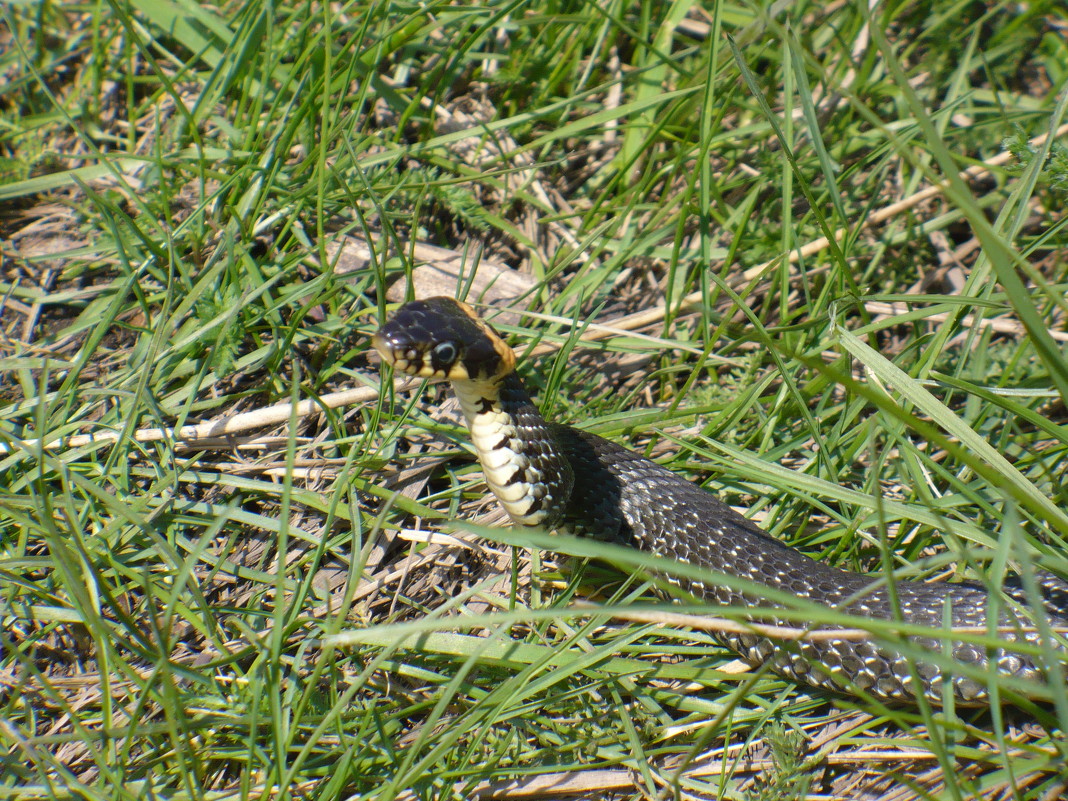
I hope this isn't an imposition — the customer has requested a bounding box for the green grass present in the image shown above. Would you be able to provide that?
[2,0,1068,798]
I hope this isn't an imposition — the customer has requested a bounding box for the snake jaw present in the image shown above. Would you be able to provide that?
[371,332,457,379]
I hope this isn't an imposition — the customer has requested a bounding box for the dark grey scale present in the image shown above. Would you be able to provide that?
[503,466,528,490]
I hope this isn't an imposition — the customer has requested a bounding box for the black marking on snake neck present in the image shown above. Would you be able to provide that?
[504,466,526,489]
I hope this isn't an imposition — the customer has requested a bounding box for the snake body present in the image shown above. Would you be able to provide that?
[373,296,1067,704]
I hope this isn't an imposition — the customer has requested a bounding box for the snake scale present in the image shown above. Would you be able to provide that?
[373,296,1068,705]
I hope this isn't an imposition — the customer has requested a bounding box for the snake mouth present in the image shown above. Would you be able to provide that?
[372,331,432,376]
[372,331,470,380]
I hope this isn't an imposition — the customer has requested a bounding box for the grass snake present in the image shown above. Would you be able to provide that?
[373,296,1068,705]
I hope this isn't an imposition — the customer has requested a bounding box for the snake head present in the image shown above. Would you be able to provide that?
[373,296,516,382]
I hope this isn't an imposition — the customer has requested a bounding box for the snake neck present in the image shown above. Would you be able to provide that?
[451,372,574,528]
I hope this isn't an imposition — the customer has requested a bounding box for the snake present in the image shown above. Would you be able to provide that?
[373,296,1068,705]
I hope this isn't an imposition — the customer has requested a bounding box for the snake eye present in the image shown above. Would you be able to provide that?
[431,340,459,370]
